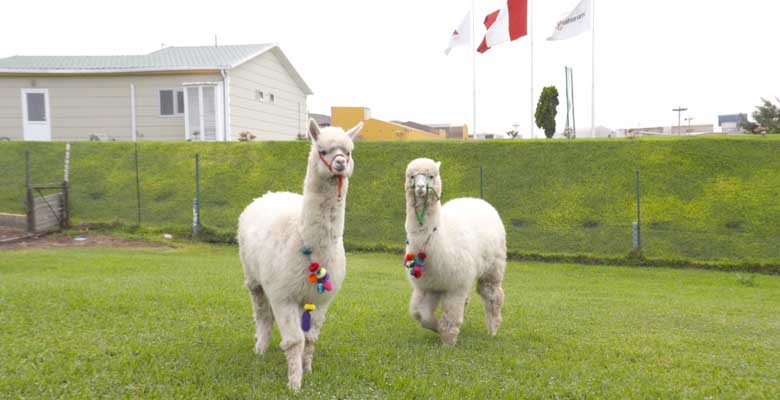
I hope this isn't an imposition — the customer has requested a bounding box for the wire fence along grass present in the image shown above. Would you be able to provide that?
[1,136,779,264]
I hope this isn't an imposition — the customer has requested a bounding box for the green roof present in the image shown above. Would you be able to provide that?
[0,44,312,94]
[0,44,273,72]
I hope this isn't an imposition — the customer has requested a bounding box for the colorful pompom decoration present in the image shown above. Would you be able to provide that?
[403,251,426,279]
[299,245,334,331]
[302,303,315,331]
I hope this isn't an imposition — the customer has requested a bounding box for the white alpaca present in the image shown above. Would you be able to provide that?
[237,119,362,391]
[403,158,506,345]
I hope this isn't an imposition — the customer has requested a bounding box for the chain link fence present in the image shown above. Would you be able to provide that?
[2,139,778,265]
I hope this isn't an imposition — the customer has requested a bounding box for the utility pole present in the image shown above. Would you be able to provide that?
[672,106,687,135]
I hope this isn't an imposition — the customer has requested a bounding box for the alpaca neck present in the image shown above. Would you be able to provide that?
[301,170,348,248]
[405,194,441,245]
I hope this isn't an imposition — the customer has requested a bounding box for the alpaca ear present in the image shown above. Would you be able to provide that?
[309,119,321,141]
[346,122,364,139]
[435,161,441,172]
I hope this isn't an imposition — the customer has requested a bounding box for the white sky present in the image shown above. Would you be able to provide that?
[2,0,778,138]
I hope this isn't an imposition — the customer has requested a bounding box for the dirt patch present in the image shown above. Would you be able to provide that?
[0,226,27,242]
[0,230,168,250]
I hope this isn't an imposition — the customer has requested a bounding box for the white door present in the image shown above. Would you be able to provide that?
[183,84,223,141]
[21,89,51,141]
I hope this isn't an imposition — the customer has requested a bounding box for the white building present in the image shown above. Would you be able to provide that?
[0,44,312,141]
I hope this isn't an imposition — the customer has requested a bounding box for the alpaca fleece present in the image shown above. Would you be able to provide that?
[404,158,507,345]
[237,119,362,391]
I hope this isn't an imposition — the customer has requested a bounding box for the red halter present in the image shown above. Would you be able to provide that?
[318,152,350,201]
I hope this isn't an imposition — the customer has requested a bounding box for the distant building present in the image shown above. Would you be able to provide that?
[718,114,746,133]
[309,113,331,128]
[429,123,469,139]
[0,44,312,141]
[620,124,713,136]
[329,107,467,141]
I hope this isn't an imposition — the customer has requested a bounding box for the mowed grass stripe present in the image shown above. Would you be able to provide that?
[1,246,779,398]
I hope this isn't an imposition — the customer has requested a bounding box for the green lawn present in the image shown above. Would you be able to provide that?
[1,245,779,398]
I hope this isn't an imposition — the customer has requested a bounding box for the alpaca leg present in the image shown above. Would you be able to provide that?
[438,289,468,345]
[302,305,328,373]
[272,302,305,391]
[409,289,440,332]
[477,270,505,336]
[249,285,274,354]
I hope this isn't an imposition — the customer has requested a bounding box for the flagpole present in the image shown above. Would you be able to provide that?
[472,0,477,139]
[591,0,596,138]
[529,0,534,139]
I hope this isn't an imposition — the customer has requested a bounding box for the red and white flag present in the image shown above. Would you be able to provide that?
[444,11,472,55]
[477,0,528,53]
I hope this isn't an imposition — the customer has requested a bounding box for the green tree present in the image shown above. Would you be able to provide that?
[535,86,559,138]
[738,114,758,133]
[752,98,780,133]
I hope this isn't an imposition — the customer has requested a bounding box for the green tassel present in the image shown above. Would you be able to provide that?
[300,246,313,255]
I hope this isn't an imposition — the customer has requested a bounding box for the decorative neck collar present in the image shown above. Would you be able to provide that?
[404,227,437,279]
[300,245,333,332]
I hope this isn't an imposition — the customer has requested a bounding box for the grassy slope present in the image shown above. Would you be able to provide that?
[1,136,779,263]
[1,246,779,398]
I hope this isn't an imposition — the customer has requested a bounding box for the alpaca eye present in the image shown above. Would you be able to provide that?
[319,150,327,156]
[429,175,434,179]
[346,152,351,157]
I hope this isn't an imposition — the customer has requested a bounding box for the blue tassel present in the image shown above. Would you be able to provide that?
[302,310,312,331]
[300,246,313,255]
[317,282,325,294]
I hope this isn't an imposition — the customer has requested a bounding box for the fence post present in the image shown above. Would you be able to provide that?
[134,141,141,225]
[61,143,71,228]
[633,170,641,252]
[193,153,200,237]
[25,150,35,233]
[480,166,484,199]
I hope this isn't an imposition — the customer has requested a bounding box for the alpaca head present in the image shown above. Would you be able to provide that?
[307,119,363,179]
[405,158,442,203]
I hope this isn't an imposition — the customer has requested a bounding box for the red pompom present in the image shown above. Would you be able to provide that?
[404,253,414,261]
[413,270,422,278]
[309,262,320,272]
[308,274,317,283]
[418,252,427,260]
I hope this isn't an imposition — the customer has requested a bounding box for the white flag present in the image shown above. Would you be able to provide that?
[444,11,472,55]
[547,0,591,41]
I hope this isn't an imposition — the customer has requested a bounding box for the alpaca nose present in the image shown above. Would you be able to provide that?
[333,158,346,172]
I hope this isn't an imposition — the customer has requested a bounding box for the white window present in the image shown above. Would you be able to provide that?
[255,90,264,102]
[160,89,184,116]
[25,92,47,122]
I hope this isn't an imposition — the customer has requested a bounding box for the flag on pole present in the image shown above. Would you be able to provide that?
[477,0,528,53]
[444,11,472,55]
[547,0,591,41]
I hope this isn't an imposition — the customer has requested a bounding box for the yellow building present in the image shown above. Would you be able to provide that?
[330,107,468,141]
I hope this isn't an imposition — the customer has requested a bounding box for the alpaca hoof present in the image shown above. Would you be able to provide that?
[441,334,458,346]
[303,358,313,373]
[253,341,269,355]
[288,378,302,392]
